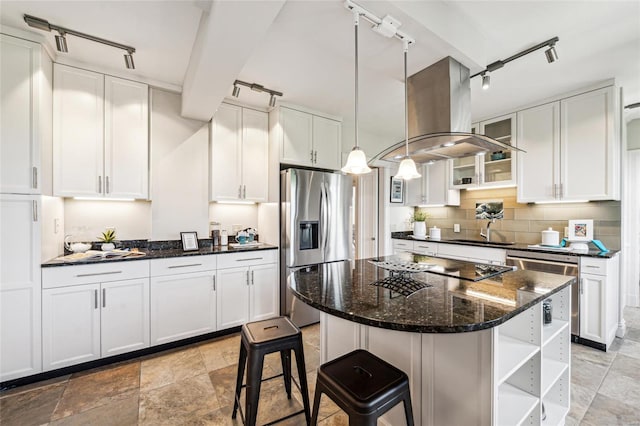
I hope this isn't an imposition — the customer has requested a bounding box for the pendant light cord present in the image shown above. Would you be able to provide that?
[404,40,409,158]
[354,13,360,150]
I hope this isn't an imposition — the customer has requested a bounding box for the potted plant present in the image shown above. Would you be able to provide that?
[98,228,117,251]
[411,210,429,237]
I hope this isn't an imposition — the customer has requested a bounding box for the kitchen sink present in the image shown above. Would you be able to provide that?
[451,239,515,246]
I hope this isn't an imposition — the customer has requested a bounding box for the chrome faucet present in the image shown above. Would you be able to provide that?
[480,219,496,242]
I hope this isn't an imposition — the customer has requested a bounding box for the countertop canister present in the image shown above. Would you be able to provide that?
[429,226,441,240]
[541,227,559,246]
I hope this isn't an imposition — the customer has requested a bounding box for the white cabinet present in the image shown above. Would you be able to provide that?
[217,251,278,329]
[210,103,268,202]
[392,239,414,255]
[579,255,619,349]
[149,256,217,345]
[53,64,149,199]
[406,162,459,206]
[270,106,342,170]
[0,195,42,381]
[436,243,506,265]
[517,86,618,202]
[42,261,150,370]
[451,114,517,189]
[0,35,52,195]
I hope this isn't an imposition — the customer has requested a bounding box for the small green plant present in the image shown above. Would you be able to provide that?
[98,229,116,243]
[411,210,429,223]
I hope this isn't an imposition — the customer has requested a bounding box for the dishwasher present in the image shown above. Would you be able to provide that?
[506,250,580,339]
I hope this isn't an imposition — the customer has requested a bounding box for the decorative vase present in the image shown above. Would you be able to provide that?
[413,221,427,237]
[101,243,115,251]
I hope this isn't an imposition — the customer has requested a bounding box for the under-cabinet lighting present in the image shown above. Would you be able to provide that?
[418,204,445,208]
[466,184,516,191]
[465,290,516,307]
[534,200,589,204]
[73,197,135,201]
[216,200,256,205]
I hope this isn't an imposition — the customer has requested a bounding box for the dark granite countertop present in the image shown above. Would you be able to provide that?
[288,254,575,333]
[391,231,618,258]
[42,240,277,267]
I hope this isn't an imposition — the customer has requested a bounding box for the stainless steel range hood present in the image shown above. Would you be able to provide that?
[374,57,523,164]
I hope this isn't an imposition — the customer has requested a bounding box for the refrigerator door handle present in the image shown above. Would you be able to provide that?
[321,181,330,256]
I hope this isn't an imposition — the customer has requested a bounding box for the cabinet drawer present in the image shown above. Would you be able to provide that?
[150,255,217,277]
[217,250,277,269]
[43,260,149,288]
[413,242,438,255]
[392,239,413,249]
[580,258,607,275]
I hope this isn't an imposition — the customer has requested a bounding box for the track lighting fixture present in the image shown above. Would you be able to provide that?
[482,73,490,90]
[24,14,136,70]
[55,31,67,53]
[232,79,282,107]
[471,36,559,88]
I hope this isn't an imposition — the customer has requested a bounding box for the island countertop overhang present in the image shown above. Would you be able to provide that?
[288,256,576,333]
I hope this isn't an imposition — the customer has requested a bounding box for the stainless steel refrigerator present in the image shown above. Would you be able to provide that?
[280,168,352,327]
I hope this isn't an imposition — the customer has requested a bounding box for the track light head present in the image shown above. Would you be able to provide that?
[269,94,277,107]
[545,44,558,63]
[124,52,135,69]
[482,73,490,90]
[232,85,240,98]
[55,32,68,53]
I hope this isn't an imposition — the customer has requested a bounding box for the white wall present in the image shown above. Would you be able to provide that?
[208,203,258,236]
[257,202,279,246]
[41,196,64,261]
[64,199,151,241]
[150,88,209,240]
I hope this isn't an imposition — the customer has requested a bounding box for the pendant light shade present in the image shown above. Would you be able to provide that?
[394,40,421,181]
[341,12,371,175]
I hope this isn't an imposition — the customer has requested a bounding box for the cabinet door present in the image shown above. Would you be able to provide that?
[580,273,606,343]
[217,267,250,329]
[561,87,617,201]
[426,161,459,206]
[0,35,40,194]
[249,264,278,322]
[101,278,150,357]
[405,166,425,207]
[242,108,269,201]
[450,156,478,188]
[53,64,104,197]
[211,103,242,201]
[312,116,341,170]
[42,284,101,370]
[280,107,313,166]
[0,195,42,380]
[516,102,560,203]
[479,114,516,186]
[150,272,216,345]
[104,76,149,199]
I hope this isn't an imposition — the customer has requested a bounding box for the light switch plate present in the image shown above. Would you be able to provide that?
[454,224,460,233]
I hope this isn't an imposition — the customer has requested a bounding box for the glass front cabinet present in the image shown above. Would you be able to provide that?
[450,114,517,189]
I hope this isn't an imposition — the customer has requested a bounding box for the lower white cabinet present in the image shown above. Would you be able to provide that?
[437,243,506,265]
[150,271,217,345]
[42,261,150,371]
[217,262,278,329]
[579,255,619,349]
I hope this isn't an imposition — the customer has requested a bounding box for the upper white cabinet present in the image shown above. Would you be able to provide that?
[270,106,342,170]
[450,114,517,189]
[406,162,460,206]
[210,103,268,202]
[517,86,618,202]
[53,64,149,199]
[0,35,52,195]
[0,195,42,381]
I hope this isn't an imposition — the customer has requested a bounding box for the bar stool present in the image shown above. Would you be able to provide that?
[311,349,414,426]
[232,316,311,426]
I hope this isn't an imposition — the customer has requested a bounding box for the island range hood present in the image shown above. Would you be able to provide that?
[374,56,523,164]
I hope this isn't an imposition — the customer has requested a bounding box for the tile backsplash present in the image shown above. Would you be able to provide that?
[416,188,621,250]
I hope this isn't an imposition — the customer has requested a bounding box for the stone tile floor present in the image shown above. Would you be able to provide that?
[1,306,639,425]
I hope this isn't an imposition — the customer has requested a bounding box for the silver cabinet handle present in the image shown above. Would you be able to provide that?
[246,271,249,286]
[553,184,557,199]
[32,200,37,222]
[243,185,246,199]
[32,167,38,189]
[98,176,102,193]
[102,288,106,308]
[560,183,564,198]
[310,150,314,163]
[106,176,110,194]
[580,278,584,294]
[213,275,216,291]
[238,185,242,198]
[236,257,263,262]
[584,265,599,269]
[94,289,98,309]
[251,270,254,285]
[168,263,202,269]
[314,150,317,163]
[76,271,122,277]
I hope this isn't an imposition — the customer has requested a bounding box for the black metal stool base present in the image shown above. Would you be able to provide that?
[231,317,311,426]
[310,349,414,426]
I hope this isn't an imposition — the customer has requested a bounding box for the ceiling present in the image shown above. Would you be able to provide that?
[2,0,639,154]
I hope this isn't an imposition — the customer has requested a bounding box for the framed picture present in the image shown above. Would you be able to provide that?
[390,176,404,203]
[180,231,199,251]
[568,219,593,241]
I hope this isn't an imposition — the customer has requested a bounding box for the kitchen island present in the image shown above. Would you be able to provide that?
[289,254,574,426]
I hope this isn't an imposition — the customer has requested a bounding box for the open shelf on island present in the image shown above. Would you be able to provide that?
[498,383,539,426]
[497,335,540,385]
[543,319,569,347]
[542,400,569,426]
[541,358,568,397]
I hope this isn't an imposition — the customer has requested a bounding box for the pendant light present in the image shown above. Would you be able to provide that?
[341,12,371,175]
[395,40,421,180]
